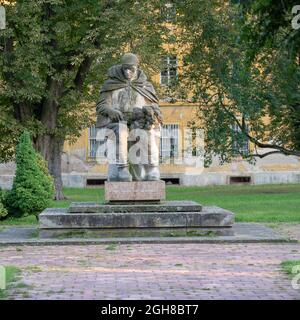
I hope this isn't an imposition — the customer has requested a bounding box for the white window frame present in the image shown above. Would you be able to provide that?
[231,123,249,156]
[161,3,176,22]
[160,55,178,86]
[160,124,179,163]
[88,125,107,160]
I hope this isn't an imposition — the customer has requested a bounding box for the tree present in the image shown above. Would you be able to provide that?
[0,0,167,199]
[5,131,54,218]
[173,0,300,165]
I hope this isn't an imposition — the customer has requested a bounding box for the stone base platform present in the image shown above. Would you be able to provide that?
[39,201,235,238]
[68,201,202,213]
[39,227,233,238]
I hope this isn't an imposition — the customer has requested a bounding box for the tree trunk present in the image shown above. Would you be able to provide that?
[51,137,65,200]
[36,134,66,200]
[35,79,66,200]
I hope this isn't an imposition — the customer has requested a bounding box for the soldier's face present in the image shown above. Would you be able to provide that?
[122,64,138,80]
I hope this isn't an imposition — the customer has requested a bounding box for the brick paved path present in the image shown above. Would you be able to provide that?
[0,244,299,300]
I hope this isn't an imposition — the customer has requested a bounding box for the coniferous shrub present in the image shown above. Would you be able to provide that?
[0,189,8,218]
[5,131,54,217]
[36,152,55,197]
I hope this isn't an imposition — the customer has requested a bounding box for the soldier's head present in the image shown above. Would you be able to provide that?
[121,53,139,81]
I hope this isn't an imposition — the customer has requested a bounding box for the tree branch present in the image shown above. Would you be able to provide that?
[246,151,284,158]
[73,56,94,92]
[218,97,300,157]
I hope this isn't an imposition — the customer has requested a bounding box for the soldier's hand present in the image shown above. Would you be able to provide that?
[107,109,124,122]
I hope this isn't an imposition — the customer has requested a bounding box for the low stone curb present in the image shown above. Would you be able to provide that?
[0,236,297,246]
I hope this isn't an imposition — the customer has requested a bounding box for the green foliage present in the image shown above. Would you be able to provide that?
[0,188,8,218]
[0,0,168,198]
[0,0,167,159]
[4,131,54,217]
[36,152,55,196]
[174,0,300,163]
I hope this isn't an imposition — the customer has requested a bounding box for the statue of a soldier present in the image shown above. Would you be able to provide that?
[96,53,163,182]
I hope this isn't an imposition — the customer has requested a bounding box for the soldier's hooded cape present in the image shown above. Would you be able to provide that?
[99,64,159,104]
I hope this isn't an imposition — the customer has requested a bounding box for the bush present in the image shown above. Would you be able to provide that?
[0,189,8,218]
[5,131,54,217]
[36,152,55,196]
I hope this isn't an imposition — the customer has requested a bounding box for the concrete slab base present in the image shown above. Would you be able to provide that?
[0,224,295,245]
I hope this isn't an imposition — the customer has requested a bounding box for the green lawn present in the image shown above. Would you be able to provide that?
[0,266,21,299]
[167,184,300,222]
[0,183,300,225]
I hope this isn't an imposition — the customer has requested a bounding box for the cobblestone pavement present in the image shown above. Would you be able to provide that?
[0,243,299,300]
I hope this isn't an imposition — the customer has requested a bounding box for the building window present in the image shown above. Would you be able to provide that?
[0,5,6,30]
[160,55,178,87]
[161,3,176,22]
[231,123,249,156]
[88,125,107,159]
[160,124,179,163]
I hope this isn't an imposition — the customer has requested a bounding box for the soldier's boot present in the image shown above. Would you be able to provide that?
[144,165,160,181]
[117,165,132,182]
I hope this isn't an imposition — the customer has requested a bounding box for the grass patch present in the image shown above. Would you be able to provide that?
[15,282,33,289]
[0,266,21,299]
[29,230,39,238]
[167,184,300,223]
[0,215,37,226]
[54,230,87,239]
[25,265,43,273]
[0,184,299,225]
[281,260,300,276]
[78,259,88,266]
[49,187,104,208]
[105,244,117,251]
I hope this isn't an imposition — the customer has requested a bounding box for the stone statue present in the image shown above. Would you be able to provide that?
[96,53,163,182]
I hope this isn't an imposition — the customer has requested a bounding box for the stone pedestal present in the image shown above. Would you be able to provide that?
[105,180,165,202]
[39,201,235,238]
[39,180,235,238]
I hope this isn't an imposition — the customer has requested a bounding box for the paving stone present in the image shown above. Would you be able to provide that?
[0,243,299,300]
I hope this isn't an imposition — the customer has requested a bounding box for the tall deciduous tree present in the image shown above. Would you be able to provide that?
[174,0,300,165]
[0,0,167,199]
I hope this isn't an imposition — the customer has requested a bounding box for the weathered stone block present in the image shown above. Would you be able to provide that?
[39,227,234,239]
[68,200,202,213]
[195,206,234,227]
[39,205,234,229]
[105,180,165,202]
